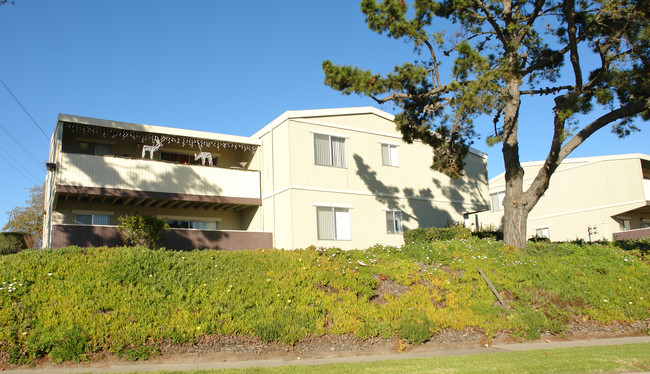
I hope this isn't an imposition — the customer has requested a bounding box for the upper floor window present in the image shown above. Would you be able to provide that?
[75,213,110,225]
[79,141,112,155]
[381,143,399,167]
[490,191,505,211]
[386,210,402,234]
[314,133,346,168]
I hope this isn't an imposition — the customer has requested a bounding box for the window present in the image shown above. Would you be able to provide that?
[386,211,402,234]
[535,227,550,239]
[167,220,219,230]
[381,143,399,166]
[79,142,112,155]
[490,191,505,211]
[317,207,351,240]
[616,218,631,231]
[314,133,346,168]
[75,213,110,225]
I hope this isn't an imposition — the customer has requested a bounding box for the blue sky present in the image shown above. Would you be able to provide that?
[0,1,647,229]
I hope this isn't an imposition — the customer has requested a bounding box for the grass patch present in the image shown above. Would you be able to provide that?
[122,343,650,373]
[1,239,649,365]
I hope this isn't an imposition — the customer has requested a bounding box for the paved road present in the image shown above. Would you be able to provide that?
[3,336,650,373]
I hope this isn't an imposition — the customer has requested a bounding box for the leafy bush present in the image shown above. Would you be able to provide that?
[398,312,434,344]
[117,215,170,249]
[49,326,89,363]
[404,225,471,244]
[0,232,27,255]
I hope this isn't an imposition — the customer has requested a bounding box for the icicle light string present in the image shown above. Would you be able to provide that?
[63,122,258,152]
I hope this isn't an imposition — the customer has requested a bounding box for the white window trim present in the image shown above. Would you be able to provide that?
[386,210,403,234]
[380,143,399,167]
[313,202,354,209]
[309,129,350,139]
[378,140,400,146]
[534,226,550,238]
[316,206,351,241]
[72,210,114,215]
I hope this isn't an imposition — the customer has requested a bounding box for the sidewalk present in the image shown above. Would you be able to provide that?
[3,336,649,374]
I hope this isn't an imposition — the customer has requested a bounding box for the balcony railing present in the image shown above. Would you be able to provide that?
[613,227,650,241]
[50,224,273,251]
[56,153,260,200]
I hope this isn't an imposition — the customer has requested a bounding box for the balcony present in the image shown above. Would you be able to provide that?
[613,227,650,241]
[50,224,273,251]
[54,153,260,205]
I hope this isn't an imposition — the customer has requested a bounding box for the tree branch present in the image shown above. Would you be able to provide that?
[559,99,650,161]
[564,0,583,90]
[521,85,574,95]
[475,0,507,45]
[422,39,442,87]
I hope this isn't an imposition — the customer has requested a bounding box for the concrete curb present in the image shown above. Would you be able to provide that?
[3,336,649,373]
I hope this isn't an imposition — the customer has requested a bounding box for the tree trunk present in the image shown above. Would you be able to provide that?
[503,199,530,248]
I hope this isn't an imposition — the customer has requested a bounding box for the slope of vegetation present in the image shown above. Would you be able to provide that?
[1,239,648,365]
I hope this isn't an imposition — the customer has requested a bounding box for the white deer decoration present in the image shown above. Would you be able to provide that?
[142,137,163,159]
[194,146,213,166]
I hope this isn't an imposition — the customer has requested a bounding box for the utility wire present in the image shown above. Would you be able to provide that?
[0,76,49,139]
[0,146,42,185]
[0,152,40,185]
[0,120,43,168]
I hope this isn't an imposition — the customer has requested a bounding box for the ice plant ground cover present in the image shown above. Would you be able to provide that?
[0,239,648,365]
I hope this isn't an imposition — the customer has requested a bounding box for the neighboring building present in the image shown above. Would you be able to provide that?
[475,154,650,242]
[43,107,490,250]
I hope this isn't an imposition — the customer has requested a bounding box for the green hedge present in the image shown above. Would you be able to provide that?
[0,233,27,255]
[403,226,472,243]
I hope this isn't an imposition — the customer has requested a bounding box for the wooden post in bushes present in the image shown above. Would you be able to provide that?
[477,267,510,309]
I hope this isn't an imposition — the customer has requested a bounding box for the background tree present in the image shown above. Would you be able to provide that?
[3,183,44,240]
[323,0,649,247]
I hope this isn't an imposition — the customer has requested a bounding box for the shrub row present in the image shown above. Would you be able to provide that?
[0,233,29,255]
[403,226,472,244]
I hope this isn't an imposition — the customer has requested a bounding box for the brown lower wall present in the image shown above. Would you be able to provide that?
[50,225,273,251]
[613,227,650,241]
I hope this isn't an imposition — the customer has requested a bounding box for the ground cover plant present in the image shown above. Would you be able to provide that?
[1,239,648,365]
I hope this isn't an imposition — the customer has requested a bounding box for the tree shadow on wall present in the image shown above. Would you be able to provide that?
[353,154,456,228]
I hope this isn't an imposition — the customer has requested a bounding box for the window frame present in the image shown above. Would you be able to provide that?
[316,206,351,240]
[313,133,347,168]
[535,227,550,239]
[74,213,111,226]
[386,210,403,234]
[380,143,399,167]
[490,191,505,212]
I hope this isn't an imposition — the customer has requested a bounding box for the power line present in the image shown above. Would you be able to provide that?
[0,146,42,185]
[0,120,43,168]
[0,76,49,139]
[0,152,41,185]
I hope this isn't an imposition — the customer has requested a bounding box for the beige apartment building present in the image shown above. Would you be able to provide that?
[475,154,650,242]
[43,107,489,250]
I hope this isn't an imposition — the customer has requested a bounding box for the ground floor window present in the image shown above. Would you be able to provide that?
[535,227,550,239]
[616,218,631,231]
[317,206,351,240]
[386,211,402,234]
[75,213,110,225]
[167,219,219,230]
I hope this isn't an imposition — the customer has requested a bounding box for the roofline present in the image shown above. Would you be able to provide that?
[251,106,487,158]
[57,113,262,146]
[488,153,650,185]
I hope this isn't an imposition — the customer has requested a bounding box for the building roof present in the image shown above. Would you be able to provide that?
[58,114,262,146]
[488,153,650,187]
[251,106,487,158]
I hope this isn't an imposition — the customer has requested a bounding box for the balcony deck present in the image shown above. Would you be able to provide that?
[55,153,260,205]
[613,227,650,241]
